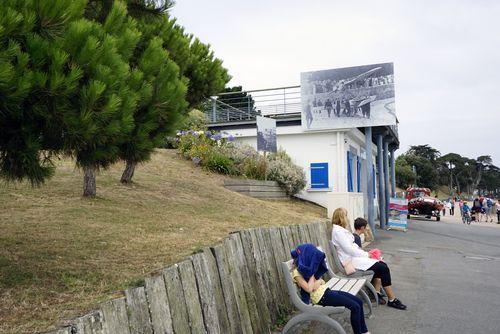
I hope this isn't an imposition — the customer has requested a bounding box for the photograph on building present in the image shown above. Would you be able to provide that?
[301,62,396,130]
[256,116,277,152]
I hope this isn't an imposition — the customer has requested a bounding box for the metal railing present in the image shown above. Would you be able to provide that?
[203,85,301,124]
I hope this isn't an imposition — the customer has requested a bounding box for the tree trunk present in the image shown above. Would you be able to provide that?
[120,161,137,184]
[83,166,96,197]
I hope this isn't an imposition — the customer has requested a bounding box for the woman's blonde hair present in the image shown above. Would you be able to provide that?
[331,207,349,228]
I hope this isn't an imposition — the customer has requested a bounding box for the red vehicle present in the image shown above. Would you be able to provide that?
[406,187,444,221]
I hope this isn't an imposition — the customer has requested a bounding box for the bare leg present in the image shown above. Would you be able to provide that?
[384,285,396,300]
[372,278,382,293]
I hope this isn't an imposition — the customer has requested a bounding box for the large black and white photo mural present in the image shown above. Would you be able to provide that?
[301,62,396,130]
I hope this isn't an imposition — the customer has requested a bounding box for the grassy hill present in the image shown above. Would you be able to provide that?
[0,149,326,334]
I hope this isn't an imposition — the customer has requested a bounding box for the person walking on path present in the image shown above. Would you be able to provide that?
[485,198,494,222]
[450,198,455,215]
[496,199,500,224]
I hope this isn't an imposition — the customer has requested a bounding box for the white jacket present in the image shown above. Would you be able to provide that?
[331,225,378,271]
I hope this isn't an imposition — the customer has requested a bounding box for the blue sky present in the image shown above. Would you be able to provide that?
[172,0,500,165]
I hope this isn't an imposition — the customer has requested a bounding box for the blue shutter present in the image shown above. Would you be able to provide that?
[372,164,376,197]
[310,163,329,189]
[356,157,361,192]
[347,152,353,192]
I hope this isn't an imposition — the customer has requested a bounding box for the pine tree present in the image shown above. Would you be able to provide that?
[0,0,86,185]
[60,1,140,196]
[115,13,230,183]
[118,36,187,183]
[138,15,231,108]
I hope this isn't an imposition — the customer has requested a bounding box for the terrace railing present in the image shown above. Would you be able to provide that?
[203,85,301,124]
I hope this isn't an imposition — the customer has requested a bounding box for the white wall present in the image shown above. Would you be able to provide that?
[223,124,381,222]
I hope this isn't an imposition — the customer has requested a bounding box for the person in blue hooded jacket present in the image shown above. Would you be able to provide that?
[291,243,370,334]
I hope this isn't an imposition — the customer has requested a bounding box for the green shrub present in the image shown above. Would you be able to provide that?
[203,149,237,175]
[267,150,306,195]
[174,132,306,195]
[179,109,207,131]
[241,155,268,180]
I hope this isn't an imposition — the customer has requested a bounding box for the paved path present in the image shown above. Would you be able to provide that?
[307,217,500,334]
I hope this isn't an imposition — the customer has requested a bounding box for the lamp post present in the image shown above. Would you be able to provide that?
[447,162,455,196]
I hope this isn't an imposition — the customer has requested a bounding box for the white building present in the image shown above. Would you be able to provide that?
[207,86,399,231]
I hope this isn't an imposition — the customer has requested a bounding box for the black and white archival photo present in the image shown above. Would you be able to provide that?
[301,62,396,130]
[256,116,277,152]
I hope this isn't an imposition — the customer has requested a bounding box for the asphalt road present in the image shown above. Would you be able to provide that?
[313,218,500,334]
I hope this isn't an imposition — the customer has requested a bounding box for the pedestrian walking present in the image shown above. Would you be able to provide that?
[496,199,500,224]
[485,198,494,222]
[450,198,455,215]
[445,200,451,216]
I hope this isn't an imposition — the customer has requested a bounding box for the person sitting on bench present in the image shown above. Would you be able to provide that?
[353,217,367,248]
[331,208,407,310]
[291,243,371,334]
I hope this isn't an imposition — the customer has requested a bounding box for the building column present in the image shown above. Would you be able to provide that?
[390,148,396,197]
[383,139,391,223]
[377,134,386,229]
[364,127,375,234]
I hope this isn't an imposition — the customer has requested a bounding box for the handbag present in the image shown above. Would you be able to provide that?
[342,259,356,275]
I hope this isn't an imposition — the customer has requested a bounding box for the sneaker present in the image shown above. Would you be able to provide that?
[387,298,407,310]
[377,293,387,305]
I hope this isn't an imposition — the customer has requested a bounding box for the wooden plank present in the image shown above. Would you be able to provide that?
[144,274,174,334]
[224,185,286,192]
[228,234,260,333]
[298,224,312,244]
[163,265,191,334]
[316,221,335,271]
[279,226,295,253]
[268,227,292,312]
[339,279,358,292]
[42,328,72,334]
[224,179,278,186]
[191,251,222,334]
[83,310,104,334]
[324,277,341,289]
[212,243,242,334]
[201,248,231,333]
[347,279,366,295]
[305,222,321,246]
[177,259,207,334]
[290,225,303,245]
[331,279,350,291]
[125,287,153,334]
[255,228,282,323]
[239,229,272,333]
[251,228,279,323]
[101,297,131,334]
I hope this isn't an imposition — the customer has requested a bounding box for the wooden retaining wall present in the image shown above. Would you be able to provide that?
[42,221,350,334]
[223,179,289,200]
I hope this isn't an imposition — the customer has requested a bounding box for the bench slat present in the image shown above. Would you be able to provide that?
[339,279,358,292]
[324,277,341,289]
[330,278,349,290]
[347,279,366,295]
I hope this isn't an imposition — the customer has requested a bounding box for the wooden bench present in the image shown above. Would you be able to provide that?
[281,255,372,334]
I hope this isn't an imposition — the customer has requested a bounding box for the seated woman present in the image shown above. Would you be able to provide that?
[331,207,407,310]
[291,243,370,334]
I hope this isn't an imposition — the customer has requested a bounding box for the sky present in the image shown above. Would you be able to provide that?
[171,0,500,165]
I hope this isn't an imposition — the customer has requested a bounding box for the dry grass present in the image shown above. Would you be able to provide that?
[0,149,326,334]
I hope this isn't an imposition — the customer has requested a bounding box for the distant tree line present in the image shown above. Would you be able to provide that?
[0,0,230,197]
[396,144,500,197]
